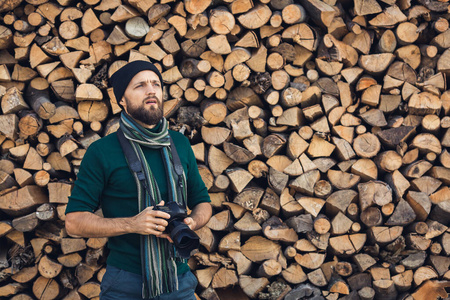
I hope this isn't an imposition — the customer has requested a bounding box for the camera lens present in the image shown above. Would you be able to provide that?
[169,220,200,258]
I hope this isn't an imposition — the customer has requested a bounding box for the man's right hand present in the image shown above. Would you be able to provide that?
[65,201,171,239]
[131,201,171,236]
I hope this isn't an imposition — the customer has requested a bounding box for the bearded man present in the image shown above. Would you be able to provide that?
[65,61,212,300]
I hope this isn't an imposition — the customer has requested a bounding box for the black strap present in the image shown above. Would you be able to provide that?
[117,129,149,191]
[169,136,184,191]
[117,129,184,194]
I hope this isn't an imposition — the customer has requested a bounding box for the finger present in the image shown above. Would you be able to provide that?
[160,233,173,243]
[141,206,154,213]
[153,230,163,237]
[151,225,165,236]
[142,206,168,219]
[158,223,169,230]
[140,226,163,236]
[149,210,171,219]
[183,217,195,230]
[157,201,165,206]
[155,219,169,227]
[140,213,169,226]
[155,224,166,233]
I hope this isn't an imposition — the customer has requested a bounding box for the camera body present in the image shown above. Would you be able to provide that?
[153,201,200,258]
[154,201,188,225]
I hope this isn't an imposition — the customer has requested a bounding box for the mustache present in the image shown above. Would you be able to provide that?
[144,96,159,102]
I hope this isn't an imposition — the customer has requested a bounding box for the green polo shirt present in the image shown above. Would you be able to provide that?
[66,129,210,275]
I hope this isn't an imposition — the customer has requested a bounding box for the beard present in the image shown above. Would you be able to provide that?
[124,96,163,126]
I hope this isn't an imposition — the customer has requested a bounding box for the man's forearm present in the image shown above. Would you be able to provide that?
[189,202,212,231]
[65,211,133,238]
[66,206,172,238]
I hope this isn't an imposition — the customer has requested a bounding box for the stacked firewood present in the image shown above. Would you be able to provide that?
[1,0,450,299]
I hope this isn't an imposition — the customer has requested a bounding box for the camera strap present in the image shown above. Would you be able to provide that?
[117,128,150,192]
[117,128,185,200]
[169,136,185,192]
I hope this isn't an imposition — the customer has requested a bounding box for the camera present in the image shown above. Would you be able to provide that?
[153,201,200,258]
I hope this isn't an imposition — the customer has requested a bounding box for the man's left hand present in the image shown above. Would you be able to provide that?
[183,217,197,231]
[159,217,198,243]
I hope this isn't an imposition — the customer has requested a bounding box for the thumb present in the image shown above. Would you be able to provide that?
[157,200,165,206]
[184,217,196,230]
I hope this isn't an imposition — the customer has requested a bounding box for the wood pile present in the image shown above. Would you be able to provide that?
[1,0,450,299]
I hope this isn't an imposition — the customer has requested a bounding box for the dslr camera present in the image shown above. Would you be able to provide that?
[153,201,200,258]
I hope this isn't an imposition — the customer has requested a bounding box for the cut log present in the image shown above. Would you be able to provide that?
[328,170,360,190]
[262,216,298,243]
[373,280,397,300]
[38,255,63,279]
[12,212,39,232]
[353,133,381,158]
[239,275,270,298]
[0,185,48,217]
[32,276,60,300]
[329,234,366,256]
[241,236,281,263]
[368,226,403,245]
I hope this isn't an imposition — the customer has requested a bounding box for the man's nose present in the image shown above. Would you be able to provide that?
[145,84,156,94]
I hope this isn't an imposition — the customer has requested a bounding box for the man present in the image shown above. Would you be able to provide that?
[65,60,212,300]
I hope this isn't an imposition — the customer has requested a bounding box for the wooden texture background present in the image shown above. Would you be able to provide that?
[1,0,450,299]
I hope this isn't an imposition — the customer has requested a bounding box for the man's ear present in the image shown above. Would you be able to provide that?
[119,97,125,107]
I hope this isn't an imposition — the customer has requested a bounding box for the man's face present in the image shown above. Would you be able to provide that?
[120,70,163,126]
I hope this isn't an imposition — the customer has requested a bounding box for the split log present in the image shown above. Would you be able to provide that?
[26,78,56,120]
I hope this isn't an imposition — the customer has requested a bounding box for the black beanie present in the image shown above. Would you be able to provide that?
[110,60,164,108]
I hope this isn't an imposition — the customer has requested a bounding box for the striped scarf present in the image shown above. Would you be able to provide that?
[119,112,187,299]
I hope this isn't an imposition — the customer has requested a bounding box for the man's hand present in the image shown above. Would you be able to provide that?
[183,202,212,232]
[183,217,197,231]
[65,202,211,241]
[131,201,171,237]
